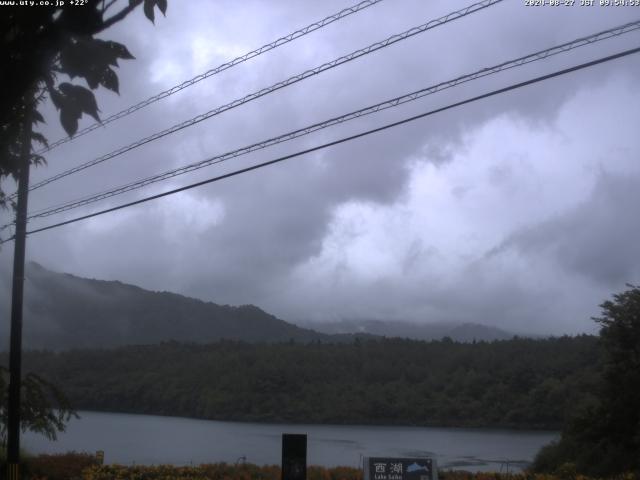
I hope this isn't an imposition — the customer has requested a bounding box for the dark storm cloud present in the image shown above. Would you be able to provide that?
[490,172,640,287]
[2,0,640,335]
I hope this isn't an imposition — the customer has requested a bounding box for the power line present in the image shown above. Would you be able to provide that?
[22,0,503,195]
[2,45,635,244]
[35,0,387,155]
[22,19,640,221]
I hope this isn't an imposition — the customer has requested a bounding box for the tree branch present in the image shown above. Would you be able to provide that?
[100,0,143,31]
[102,0,119,14]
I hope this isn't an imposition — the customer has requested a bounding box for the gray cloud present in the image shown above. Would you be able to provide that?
[492,172,640,287]
[2,0,640,337]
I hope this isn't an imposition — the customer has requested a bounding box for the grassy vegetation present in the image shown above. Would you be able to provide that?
[2,454,638,480]
[24,452,101,479]
[0,451,98,480]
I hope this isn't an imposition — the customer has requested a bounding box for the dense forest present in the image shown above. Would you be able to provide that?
[5,335,601,430]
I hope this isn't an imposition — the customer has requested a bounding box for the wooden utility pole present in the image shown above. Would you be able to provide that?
[6,107,33,480]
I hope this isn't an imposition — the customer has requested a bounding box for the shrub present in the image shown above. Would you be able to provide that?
[25,451,99,480]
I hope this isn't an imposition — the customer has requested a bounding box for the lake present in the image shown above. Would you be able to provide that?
[23,411,558,472]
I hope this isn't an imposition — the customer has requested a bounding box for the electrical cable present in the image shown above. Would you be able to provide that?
[22,19,640,221]
[0,45,634,244]
[35,0,388,155]
[20,0,503,196]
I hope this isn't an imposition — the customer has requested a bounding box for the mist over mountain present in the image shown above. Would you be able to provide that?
[0,263,535,351]
[300,319,519,342]
[0,262,333,350]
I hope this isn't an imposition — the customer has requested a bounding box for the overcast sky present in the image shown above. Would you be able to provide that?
[2,0,640,335]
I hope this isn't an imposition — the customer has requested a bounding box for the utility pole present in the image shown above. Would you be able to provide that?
[6,105,33,480]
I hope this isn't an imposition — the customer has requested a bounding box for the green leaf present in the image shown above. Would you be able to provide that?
[81,38,122,69]
[60,38,122,86]
[100,68,119,94]
[57,82,75,96]
[94,38,120,67]
[60,95,82,137]
[143,0,155,23]
[31,132,49,147]
[157,0,167,15]
[106,40,135,60]
[49,89,64,110]
[84,69,102,90]
[59,83,101,122]
[60,107,80,137]
[32,110,45,124]
[77,89,101,122]
[30,154,47,167]
[59,40,88,79]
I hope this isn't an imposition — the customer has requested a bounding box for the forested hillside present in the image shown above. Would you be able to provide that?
[0,263,526,349]
[10,335,601,429]
[1,262,331,349]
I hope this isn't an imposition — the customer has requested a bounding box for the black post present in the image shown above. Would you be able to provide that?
[282,433,307,480]
[6,109,32,480]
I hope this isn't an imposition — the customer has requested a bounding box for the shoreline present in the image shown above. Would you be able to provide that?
[70,408,563,433]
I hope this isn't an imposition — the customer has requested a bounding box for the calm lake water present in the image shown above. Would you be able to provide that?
[23,411,558,472]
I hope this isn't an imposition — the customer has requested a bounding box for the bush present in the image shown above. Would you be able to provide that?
[25,451,99,480]
[5,459,635,480]
[82,463,281,480]
[531,441,572,474]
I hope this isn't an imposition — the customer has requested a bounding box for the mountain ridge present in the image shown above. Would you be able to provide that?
[300,318,519,342]
[2,262,333,350]
[1,262,529,351]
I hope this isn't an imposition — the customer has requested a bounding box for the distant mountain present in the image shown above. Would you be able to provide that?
[0,263,523,351]
[300,319,517,342]
[2,262,336,350]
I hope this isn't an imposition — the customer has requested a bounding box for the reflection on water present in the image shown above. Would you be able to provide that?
[24,411,558,472]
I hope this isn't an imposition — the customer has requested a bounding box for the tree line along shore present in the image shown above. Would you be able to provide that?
[4,335,600,430]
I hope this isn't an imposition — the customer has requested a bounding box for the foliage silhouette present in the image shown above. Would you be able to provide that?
[532,284,640,476]
[0,0,168,209]
[0,0,169,448]
[0,366,77,448]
